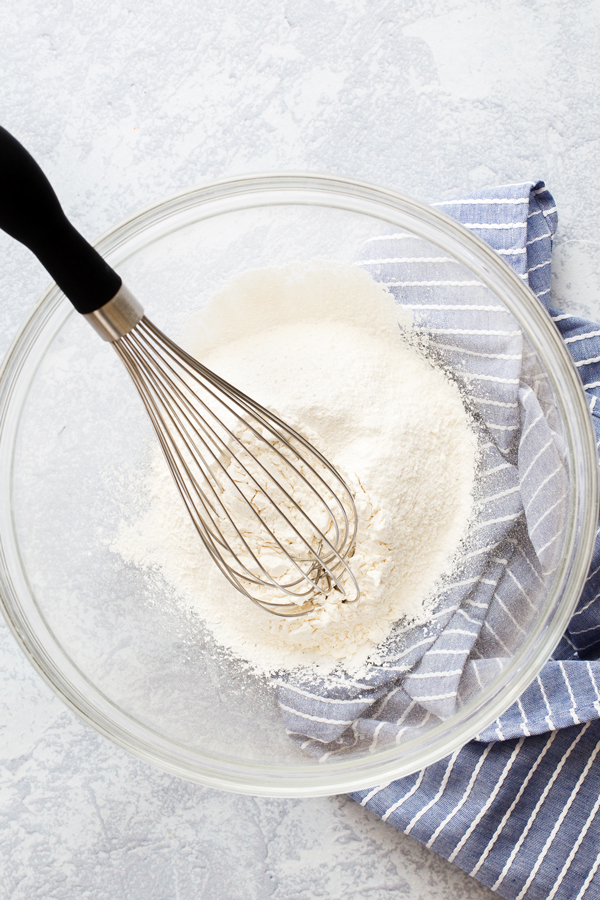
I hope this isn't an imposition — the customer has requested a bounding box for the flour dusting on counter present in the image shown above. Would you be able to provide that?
[114,260,478,675]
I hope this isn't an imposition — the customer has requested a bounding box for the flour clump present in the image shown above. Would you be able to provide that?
[114,259,477,675]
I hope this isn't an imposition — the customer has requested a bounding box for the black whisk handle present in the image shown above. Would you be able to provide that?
[0,125,121,315]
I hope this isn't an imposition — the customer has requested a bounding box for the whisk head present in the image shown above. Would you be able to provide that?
[101,300,360,617]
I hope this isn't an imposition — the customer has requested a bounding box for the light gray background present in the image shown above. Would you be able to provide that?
[1,1,599,898]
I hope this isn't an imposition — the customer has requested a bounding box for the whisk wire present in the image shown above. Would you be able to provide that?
[132,321,358,609]
[114,317,360,616]
[118,325,357,612]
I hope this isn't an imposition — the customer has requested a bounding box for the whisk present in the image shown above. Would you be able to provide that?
[0,126,359,617]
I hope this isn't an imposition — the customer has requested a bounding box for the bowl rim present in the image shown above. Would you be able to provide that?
[0,171,597,797]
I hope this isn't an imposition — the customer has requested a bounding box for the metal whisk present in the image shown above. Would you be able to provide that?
[0,126,359,617]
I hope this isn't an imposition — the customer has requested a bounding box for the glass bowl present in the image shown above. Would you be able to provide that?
[0,174,596,797]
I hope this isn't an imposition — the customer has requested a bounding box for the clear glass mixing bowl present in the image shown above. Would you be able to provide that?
[0,174,596,797]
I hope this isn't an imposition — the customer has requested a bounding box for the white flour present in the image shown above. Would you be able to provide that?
[114,260,477,675]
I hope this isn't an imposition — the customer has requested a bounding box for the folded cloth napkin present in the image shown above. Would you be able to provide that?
[277,181,600,900]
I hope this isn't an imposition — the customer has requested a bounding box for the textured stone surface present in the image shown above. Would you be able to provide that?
[1,1,600,897]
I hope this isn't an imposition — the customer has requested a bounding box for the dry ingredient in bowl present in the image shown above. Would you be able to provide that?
[114,259,478,675]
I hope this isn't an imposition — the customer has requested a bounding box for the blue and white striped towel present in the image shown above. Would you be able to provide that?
[277,182,600,899]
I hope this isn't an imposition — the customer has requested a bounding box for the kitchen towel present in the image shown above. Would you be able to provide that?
[278,180,571,748]
[277,181,600,900]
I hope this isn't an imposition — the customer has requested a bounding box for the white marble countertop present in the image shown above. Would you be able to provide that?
[1,1,599,897]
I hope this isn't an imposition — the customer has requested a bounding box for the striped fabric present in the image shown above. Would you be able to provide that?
[276,182,600,899]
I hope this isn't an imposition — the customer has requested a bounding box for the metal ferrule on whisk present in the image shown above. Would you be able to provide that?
[84,285,144,342]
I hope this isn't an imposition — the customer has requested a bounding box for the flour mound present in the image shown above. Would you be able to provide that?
[113,260,477,675]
